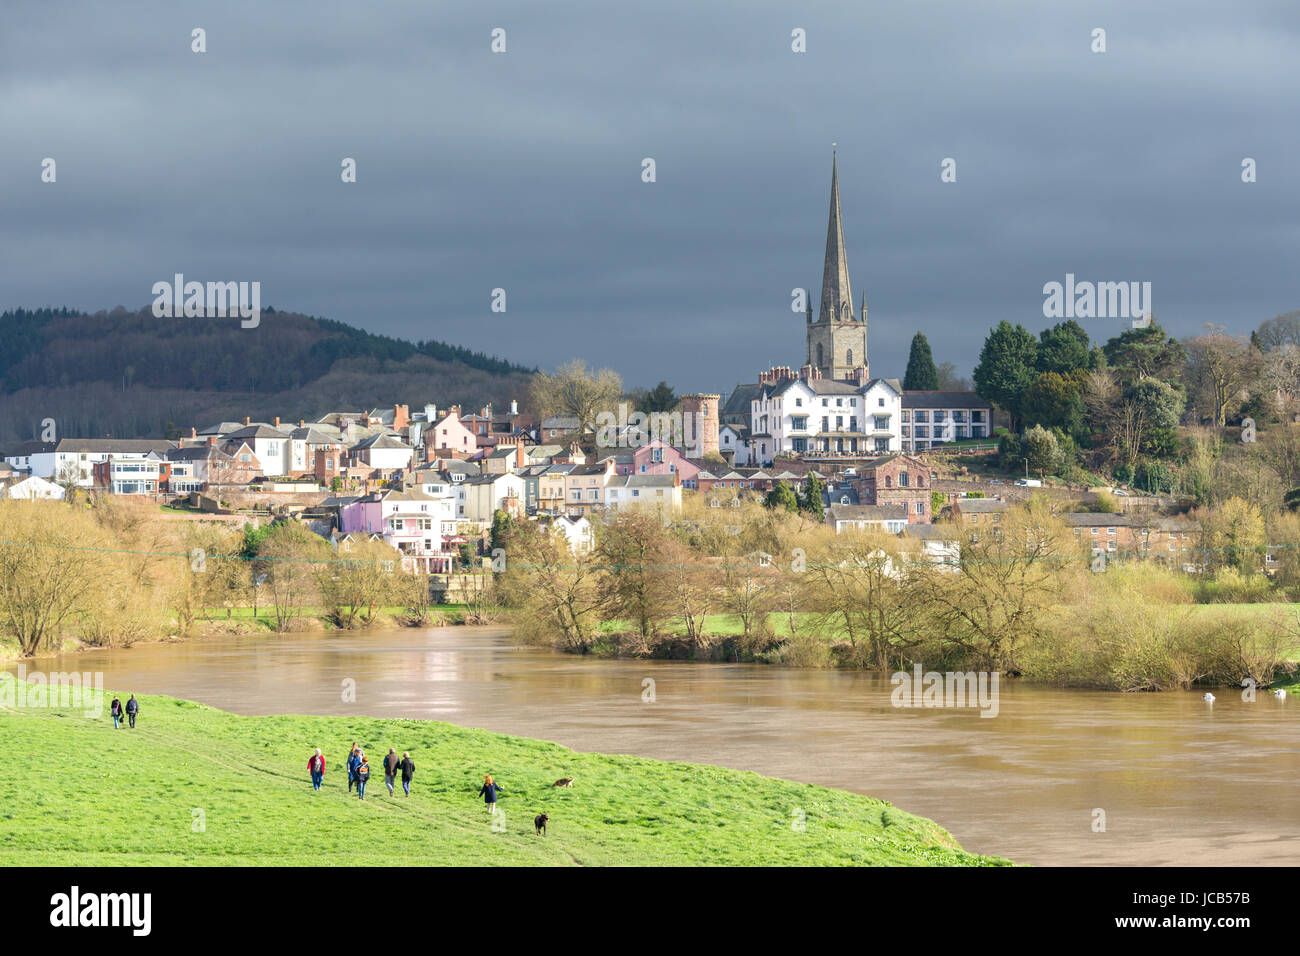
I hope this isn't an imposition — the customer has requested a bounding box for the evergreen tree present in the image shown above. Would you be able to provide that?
[973,321,1039,431]
[764,480,800,513]
[800,472,826,517]
[903,333,940,390]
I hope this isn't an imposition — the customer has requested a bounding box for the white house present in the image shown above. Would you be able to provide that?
[903,523,961,567]
[457,473,525,523]
[100,456,163,495]
[5,475,64,500]
[550,514,594,553]
[749,375,902,464]
[354,434,414,471]
[604,474,683,511]
[224,424,294,476]
[5,438,174,486]
[825,503,909,534]
[718,424,753,466]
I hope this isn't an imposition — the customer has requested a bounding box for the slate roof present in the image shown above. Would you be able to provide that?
[901,391,992,410]
[827,504,908,522]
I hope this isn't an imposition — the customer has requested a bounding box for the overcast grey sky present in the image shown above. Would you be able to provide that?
[2,0,1297,393]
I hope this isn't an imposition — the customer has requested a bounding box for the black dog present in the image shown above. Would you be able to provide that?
[534,813,548,836]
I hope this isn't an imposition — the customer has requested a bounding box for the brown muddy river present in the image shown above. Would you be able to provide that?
[8,627,1298,865]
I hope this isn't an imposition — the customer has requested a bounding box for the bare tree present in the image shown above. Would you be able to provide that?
[528,359,623,435]
[1184,327,1257,427]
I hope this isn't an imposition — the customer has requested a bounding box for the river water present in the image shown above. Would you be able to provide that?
[8,627,1298,866]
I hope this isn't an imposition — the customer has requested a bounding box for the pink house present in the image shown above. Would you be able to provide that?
[430,411,477,455]
[630,439,700,484]
[337,490,455,573]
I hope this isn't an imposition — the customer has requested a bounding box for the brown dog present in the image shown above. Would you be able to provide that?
[534,813,548,835]
[552,777,574,788]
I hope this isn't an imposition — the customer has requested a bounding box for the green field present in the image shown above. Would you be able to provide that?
[0,685,1008,866]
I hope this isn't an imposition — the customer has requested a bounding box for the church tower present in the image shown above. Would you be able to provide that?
[806,151,868,382]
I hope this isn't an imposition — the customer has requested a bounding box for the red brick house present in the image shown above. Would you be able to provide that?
[850,454,933,523]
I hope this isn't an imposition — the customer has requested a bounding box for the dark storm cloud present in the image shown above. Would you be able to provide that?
[2,0,1297,393]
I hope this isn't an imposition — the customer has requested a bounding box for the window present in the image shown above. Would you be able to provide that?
[915,502,924,514]
[900,472,909,487]
[795,398,803,407]
[836,398,843,407]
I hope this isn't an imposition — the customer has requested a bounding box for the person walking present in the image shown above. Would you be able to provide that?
[478,774,503,814]
[110,696,123,730]
[307,748,326,791]
[399,752,415,797]
[124,694,139,729]
[355,754,371,800]
[346,742,360,793]
[383,748,400,797]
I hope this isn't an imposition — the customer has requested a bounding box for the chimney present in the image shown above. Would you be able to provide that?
[189,427,197,439]
[393,404,409,429]
[510,399,518,416]
[207,436,217,447]
[298,420,305,428]
[516,442,525,470]
[424,403,437,423]
[482,402,492,419]
[243,416,251,426]
[273,416,280,428]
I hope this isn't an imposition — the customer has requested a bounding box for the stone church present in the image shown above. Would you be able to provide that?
[804,152,869,383]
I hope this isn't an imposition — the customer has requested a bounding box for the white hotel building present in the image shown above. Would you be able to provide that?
[748,375,903,465]
[900,392,993,454]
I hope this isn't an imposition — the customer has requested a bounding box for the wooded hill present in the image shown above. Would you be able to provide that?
[0,306,535,442]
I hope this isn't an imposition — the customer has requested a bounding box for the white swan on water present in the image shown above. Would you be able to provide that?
[1203,693,1216,702]
[1275,689,1288,699]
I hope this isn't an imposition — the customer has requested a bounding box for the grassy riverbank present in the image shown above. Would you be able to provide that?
[0,685,1009,866]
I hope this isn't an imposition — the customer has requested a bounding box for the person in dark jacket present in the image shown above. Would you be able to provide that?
[307,748,326,791]
[110,697,122,730]
[355,754,370,800]
[124,694,139,729]
[383,748,401,797]
[346,742,360,792]
[478,774,503,814]
[399,753,415,796]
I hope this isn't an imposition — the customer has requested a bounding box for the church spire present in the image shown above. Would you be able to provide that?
[819,149,854,324]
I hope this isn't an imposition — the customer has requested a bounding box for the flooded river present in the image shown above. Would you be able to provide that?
[9,627,1298,865]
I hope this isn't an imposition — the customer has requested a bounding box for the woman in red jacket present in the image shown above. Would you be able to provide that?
[307,748,325,791]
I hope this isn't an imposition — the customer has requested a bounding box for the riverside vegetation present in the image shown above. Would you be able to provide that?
[498,492,1300,692]
[0,682,1008,866]
[1,495,1297,693]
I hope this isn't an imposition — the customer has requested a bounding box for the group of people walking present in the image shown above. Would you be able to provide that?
[307,743,416,799]
[305,746,506,813]
[109,695,139,730]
